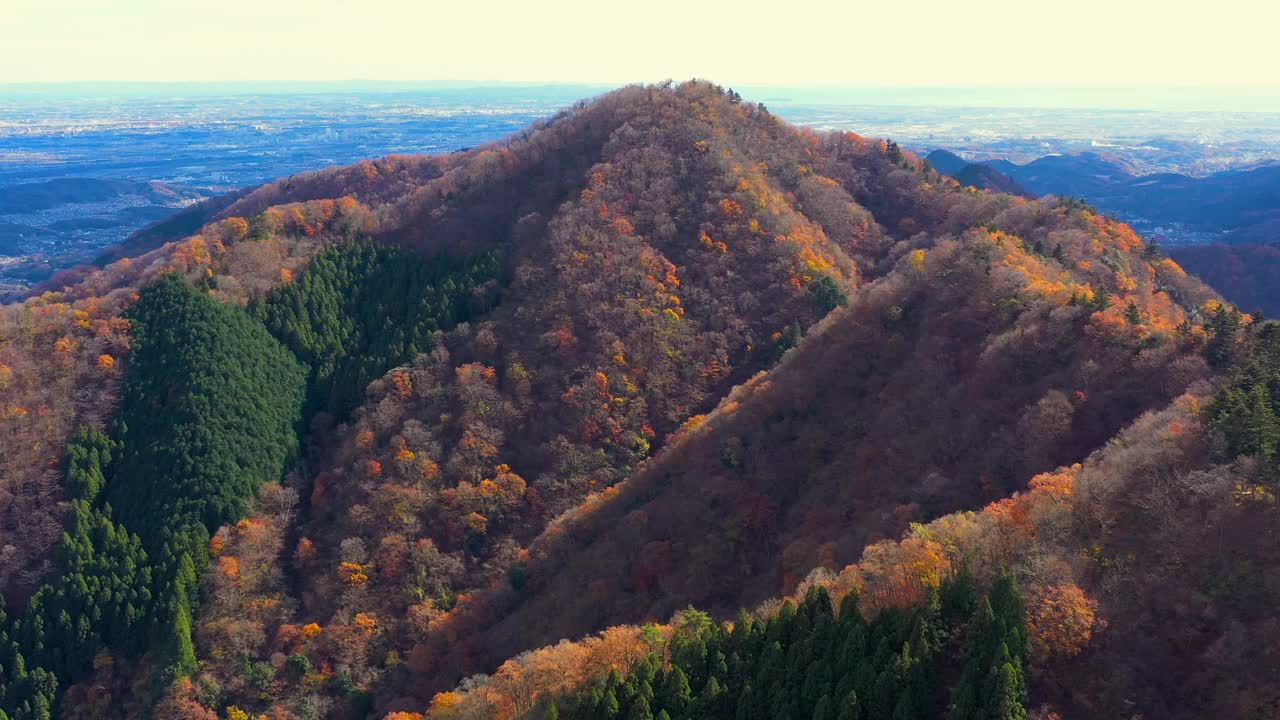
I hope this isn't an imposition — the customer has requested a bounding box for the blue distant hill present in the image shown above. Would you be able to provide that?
[927,149,1280,245]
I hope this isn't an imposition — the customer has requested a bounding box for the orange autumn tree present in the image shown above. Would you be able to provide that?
[849,535,950,616]
[1026,582,1102,661]
[426,624,657,719]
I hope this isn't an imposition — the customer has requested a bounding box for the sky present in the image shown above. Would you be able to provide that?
[3,0,1279,90]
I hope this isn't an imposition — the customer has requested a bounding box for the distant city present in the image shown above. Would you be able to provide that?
[3,83,1279,292]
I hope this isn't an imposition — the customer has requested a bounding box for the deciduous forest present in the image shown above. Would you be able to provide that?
[0,81,1274,720]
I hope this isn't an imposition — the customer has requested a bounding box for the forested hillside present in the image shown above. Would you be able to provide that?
[552,575,1030,720]
[921,149,1280,316]
[1,274,308,718]
[1,198,370,603]
[0,81,1271,720]
[1171,242,1280,317]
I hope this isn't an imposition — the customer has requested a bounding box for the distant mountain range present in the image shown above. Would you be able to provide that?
[926,149,1280,245]
[927,148,1280,315]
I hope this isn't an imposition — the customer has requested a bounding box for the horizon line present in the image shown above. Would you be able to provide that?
[3,81,1278,114]
[5,79,1280,88]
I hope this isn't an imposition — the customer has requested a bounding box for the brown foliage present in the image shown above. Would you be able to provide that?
[3,81,1245,718]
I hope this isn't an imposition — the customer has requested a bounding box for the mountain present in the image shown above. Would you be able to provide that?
[434,358,1280,720]
[0,82,1273,720]
[930,151,1135,200]
[406,217,1209,688]
[923,149,969,176]
[1104,164,1280,243]
[926,150,1280,315]
[925,150,1029,196]
[952,163,1029,196]
[984,158,1023,176]
[1008,161,1280,249]
[995,152,1136,198]
[1039,160,1280,317]
[1170,242,1280,317]
[930,151,1280,246]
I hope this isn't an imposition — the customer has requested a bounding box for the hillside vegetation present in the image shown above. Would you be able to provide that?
[923,149,1280,316]
[0,82,1270,720]
[1172,242,1280,317]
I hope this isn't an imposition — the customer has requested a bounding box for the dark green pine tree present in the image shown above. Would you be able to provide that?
[950,599,996,720]
[755,640,786,707]
[770,686,800,720]
[1206,320,1280,472]
[735,683,756,720]
[989,663,1028,720]
[868,668,899,720]
[709,650,729,689]
[1089,287,1112,313]
[947,680,979,720]
[941,566,979,624]
[988,575,1028,663]
[812,693,833,720]
[601,688,621,719]
[1239,384,1279,459]
[886,140,905,164]
[574,687,602,720]
[808,274,849,315]
[893,690,919,720]
[948,574,1028,720]
[696,675,725,717]
[112,273,307,546]
[730,609,755,650]
[251,242,500,418]
[1206,304,1243,368]
[161,599,198,684]
[836,691,861,720]
[63,426,116,502]
[1124,301,1142,325]
[659,665,692,716]
[627,695,653,720]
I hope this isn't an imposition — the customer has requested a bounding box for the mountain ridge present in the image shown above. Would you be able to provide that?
[928,149,1280,245]
[1,81,1273,720]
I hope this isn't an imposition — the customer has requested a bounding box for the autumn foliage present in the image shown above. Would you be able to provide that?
[0,81,1262,720]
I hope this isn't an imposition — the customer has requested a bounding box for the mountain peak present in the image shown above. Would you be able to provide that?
[0,82,1257,720]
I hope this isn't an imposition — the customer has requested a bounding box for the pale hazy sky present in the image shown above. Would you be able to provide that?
[2,0,1277,87]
